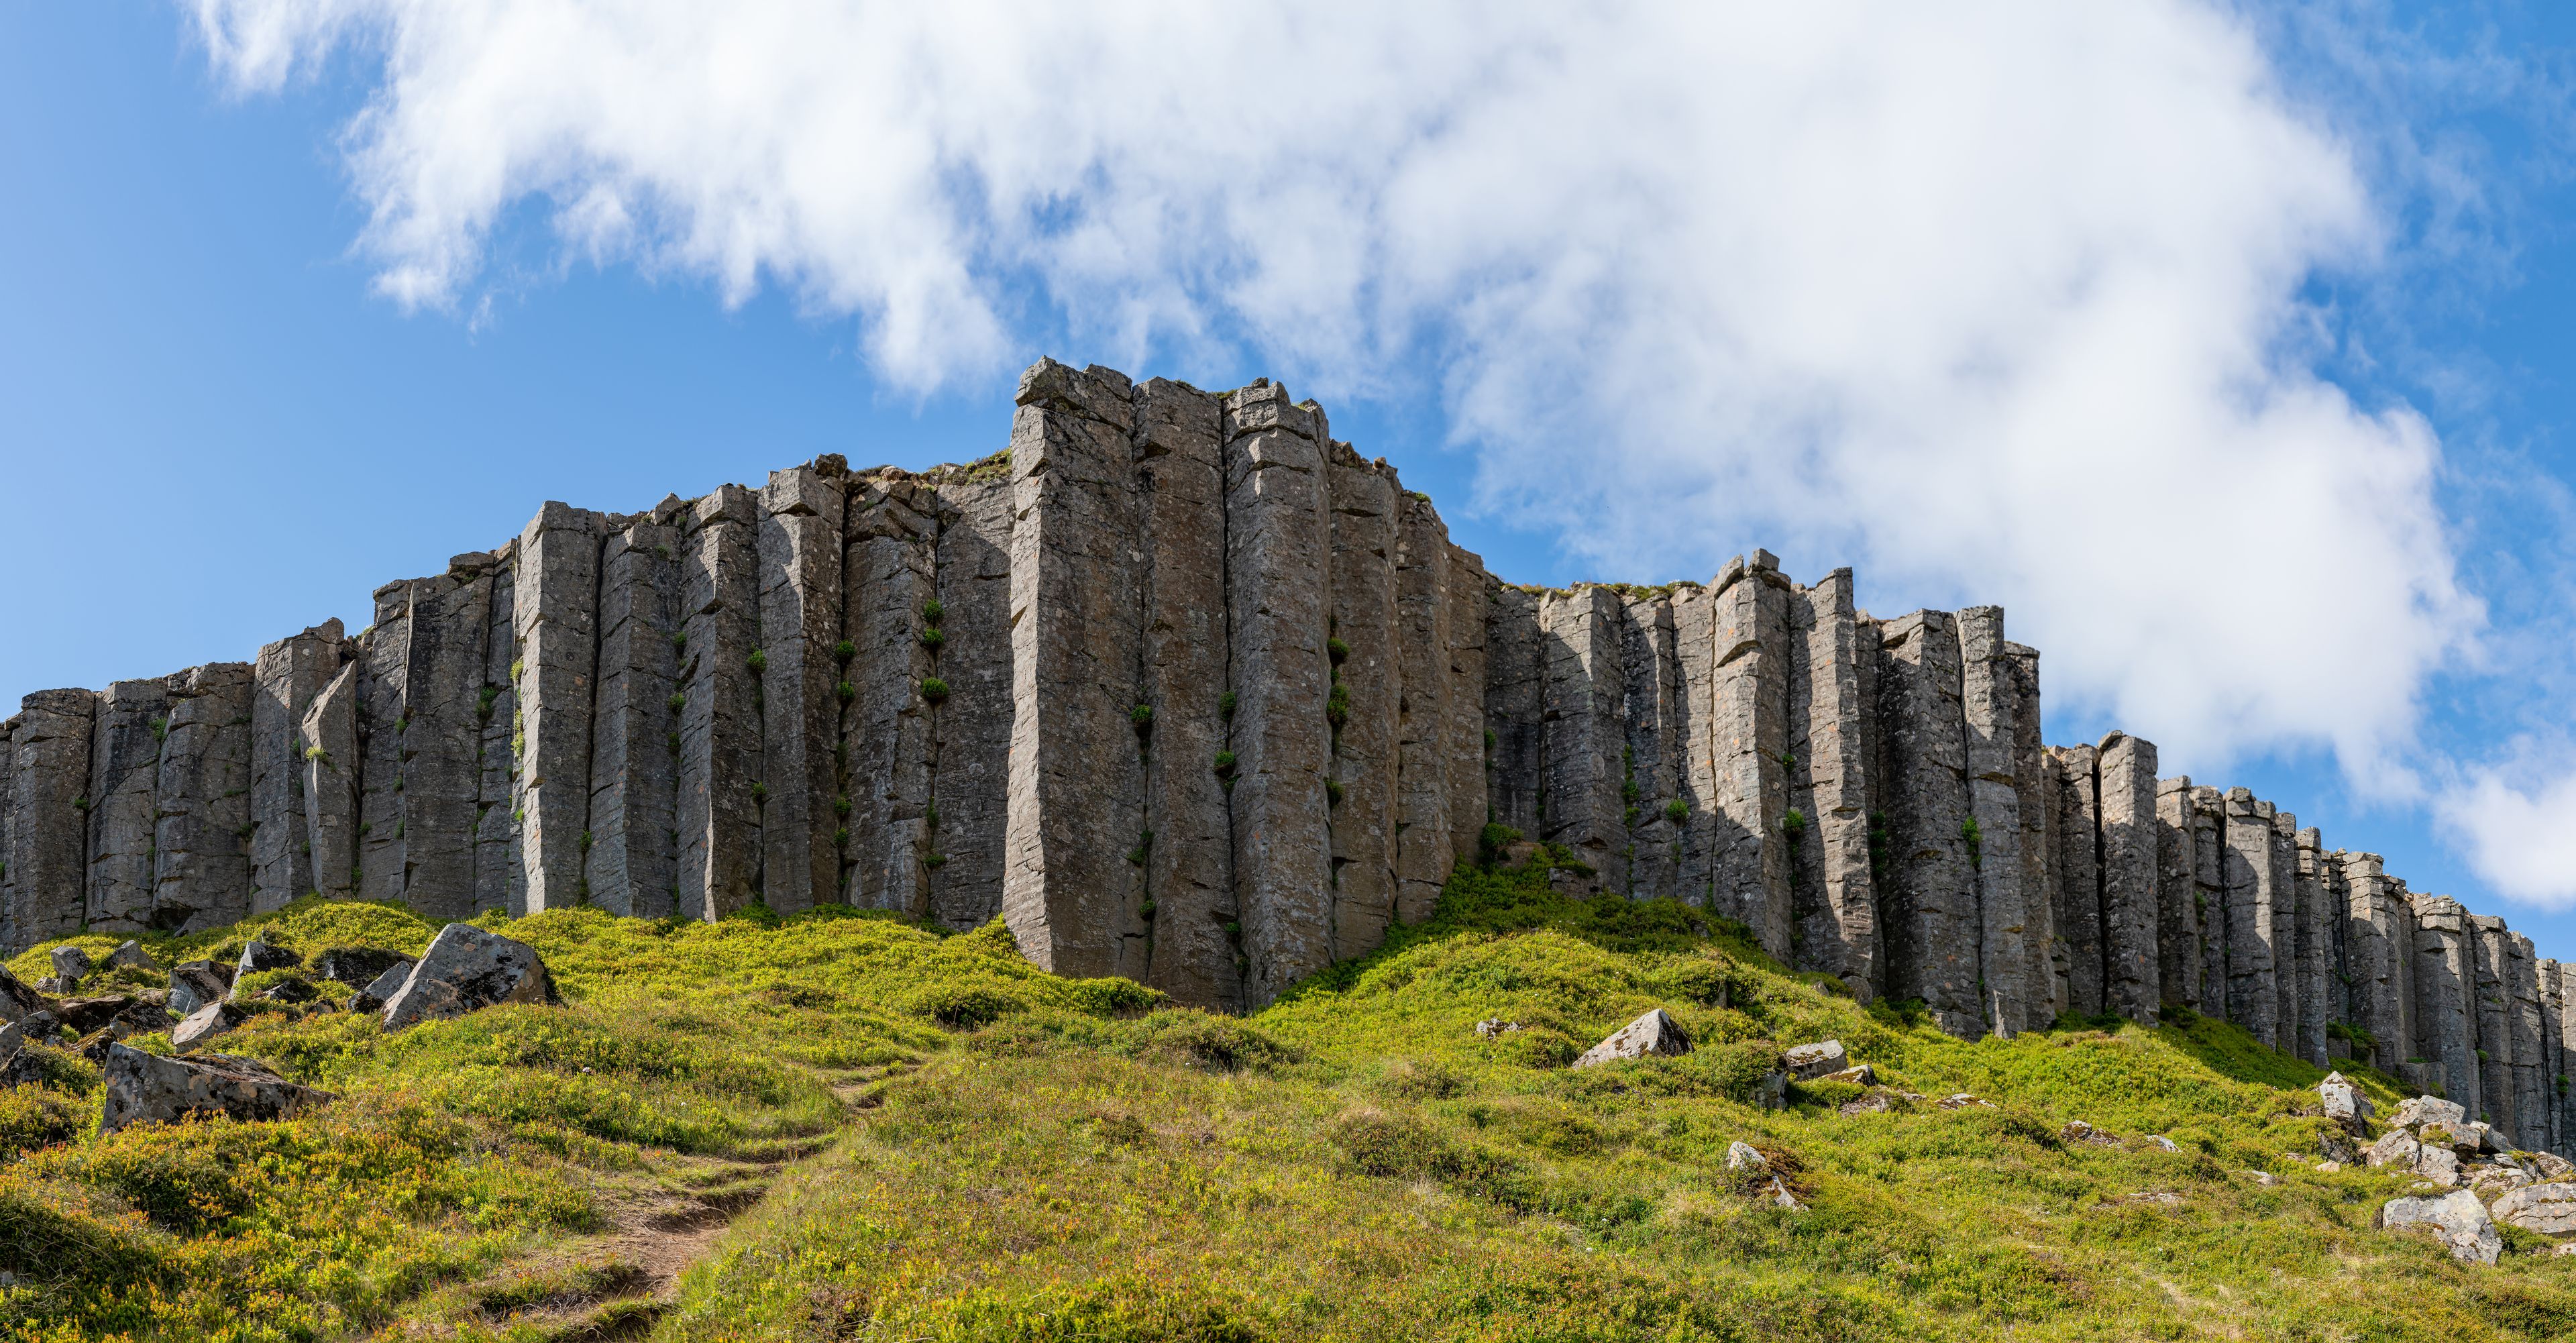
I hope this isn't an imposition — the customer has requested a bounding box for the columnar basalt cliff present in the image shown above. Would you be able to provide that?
[5,358,2573,1155]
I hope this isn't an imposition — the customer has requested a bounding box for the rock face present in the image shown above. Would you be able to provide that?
[2320,1073,2371,1131]
[172,1002,247,1053]
[97,1042,333,1135]
[379,924,557,1029]
[3,356,2573,1155]
[1783,1040,1849,1079]
[1572,1008,1693,1068]
[2493,1182,2576,1236]
[2377,1189,2502,1265]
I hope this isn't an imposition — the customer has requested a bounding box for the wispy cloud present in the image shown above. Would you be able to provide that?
[197,1,2558,896]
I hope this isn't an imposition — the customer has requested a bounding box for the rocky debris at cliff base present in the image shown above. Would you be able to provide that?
[2318,1072,2371,1132]
[33,976,78,996]
[105,940,154,971]
[2377,1189,2502,1265]
[2536,1152,2576,1181]
[167,960,232,1017]
[49,946,92,982]
[172,1002,248,1053]
[97,1042,332,1136]
[350,959,416,1015]
[2394,1096,2467,1129]
[380,924,557,1030]
[1472,1019,1521,1039]
[1570,1008,1688,1069]
[2416,1146,2463,1187]
[2470,1165,2538,1199]
[1782,1039,1847,1079]
[2492,1182,2576,1236]
[1814,1063,1875,1085]
[0,968,42,1022]
[2367,1128,2421,1169]
[315,946,409,988]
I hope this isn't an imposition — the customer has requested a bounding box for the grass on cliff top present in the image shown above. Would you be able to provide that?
[7,865,2576,1342]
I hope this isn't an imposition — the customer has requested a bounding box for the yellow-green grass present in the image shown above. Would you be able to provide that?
[6,865,2576,1340]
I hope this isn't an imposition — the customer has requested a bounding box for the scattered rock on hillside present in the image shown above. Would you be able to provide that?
[1838,1091,1896,1116]
[2394,1096,2466,1129]
[2535,1152,2576,1181]
[234,937,301,982]
[2146,1135,2180,1152]
[1473,1019,1521,1039]
[2239,1170,2280,1187]
[348,960,415,1014]
[49,947,93,982]
[33,976,78,996]
[0,1044,70,1087]
[2318,1128,2359,1165]
[315,946,409,988]
[0,967,42,1022]
[2061,1120,2120,1147]
[2318,1072,2371,1131]
[2469,1165,2536,1199]
[1570,1008,1689,1069]
[1783,1040,1847,1079]
[166,961,231,1018]
[172,1002,247,1053]
[53,996,158,1038]
[1725,1141,1768,1173]
[2416,1146,2463,1187]
[2366,1129,2421,1169]
[1815,1063,1875,1085]
[105,941,154,971]
[1761,1177,1801,1210]
[380,924,558,1030]
[2377,1188,2501,1265]
[1937,1093,1994,1110]
[98,1043,332,1136]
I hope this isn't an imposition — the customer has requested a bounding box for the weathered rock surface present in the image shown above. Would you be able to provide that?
[380,924,557,1029]
[1572,1008,1691,1069]
[98,1043,332,1134]
[0,967,42,1022]
[2320,1072,2371,1132]
[2493,1182,2576,1236]
[172,1002,247,1053]
[1782,1040,1848,1079]
[2376,1189,2501,1265]
[350,959,415,1014]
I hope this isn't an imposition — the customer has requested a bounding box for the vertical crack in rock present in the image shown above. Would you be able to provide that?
[2051,744,2104,1019]
[2292,827,2331,1067]
[2412,894,2480,1118]
[2094,731,2161,1026]
[2510,930,2551,1150]
[85,678,174,931]
[929,474,1014,930]
[1619,589,1682,903]
[1538,586,1625,896]
[473,543,523,914]
[2155,777,2200,1013]
[1710,555,1793,959]
[2473,916,2518,1138]
[7,689,95,949]
[356,584,412,906]
[250,621,345,912]
[1878,610,1981,1037]
[677,486,764,919]
[1958,608,2030,1032]
[1326,444,1401,958]
[1792,574,1878,1002]
[588,514,683,917]
[1004,360,1147,977]
[841,474,936,916]
[2192,786,2229,1023]
[2007,644,2061,1020]
[513,506,604,914]
[757,458,849,915]
[405,554,498,920]
[300,663,360,903]
[1395,493,1458,917]
[152,663,254,932]
[2267,809,2302,1063]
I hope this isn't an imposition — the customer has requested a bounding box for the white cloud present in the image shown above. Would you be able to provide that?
[194,3,2502,873]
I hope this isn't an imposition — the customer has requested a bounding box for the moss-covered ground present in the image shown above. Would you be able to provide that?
[5,860,2573,1341]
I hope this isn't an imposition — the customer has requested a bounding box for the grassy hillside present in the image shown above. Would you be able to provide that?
[5,857,2574,1342]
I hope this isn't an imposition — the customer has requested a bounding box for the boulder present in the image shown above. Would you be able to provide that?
[167,962,231,1018]
[2469,1165,2535,1199]
[176,958,235,991]
[1815,1064,1875,1086]
[1837,1091,1896,1116]
[2318,1127,2359,1165]
[0,1021,19,1060]
[235,936,302,979]
[49,946,93,982]
[1760,1176,1801,1210]
[54,996,158,1037]
[172,1002,248,1053]
[97,1044,332,1135]
[1725,1141,1768,1173]
[1782,1040,1849,1080]
[2318,1072,2372,1131]
[2491,1182,2576,1236]
[0,967,43,1023]
[2534,1152,2576,1182]
[2394,1096,2466,1130]
[348,960,415,1015]
[105,941,155,971]
[2146,1136,2180,1152]
[2365,1129,2421,1169]
[0,1044,71,1088]
[315,946,411,987]
[2416,1146,2463,1187]
[380,924,559,1030]
[1569,1008,1690,1069]
[1472,1018,1521,1039]
[1938,1093,1995,1110]
[254,978,318,1006]
[33,976,77,996]
[2377,1188,2501,1265]
[2420,1120,2481,1154]
[2060,1120,2118,1147]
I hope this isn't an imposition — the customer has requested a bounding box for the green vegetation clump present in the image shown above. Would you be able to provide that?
[5,858,2573,1341]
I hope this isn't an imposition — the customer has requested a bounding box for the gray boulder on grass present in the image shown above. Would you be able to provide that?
[49,946,93,982]
[0,967,43,1023]
[1570,1008,1690,1069]
[105,941,155,971]
[2493,1183,2576,1236]
[2318,1072,2371,1131]
[172,1002,248,1053]
[349,959,415,1015]
[97,1043,333,1135]
[233,937,301,983]
[1783,1040,1848,1080]
[2393,1096,2466,1129]
[379,924,558,1030]
[2377,1188,2501,1265]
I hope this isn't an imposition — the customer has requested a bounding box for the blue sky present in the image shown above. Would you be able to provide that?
[10,3,2576,959]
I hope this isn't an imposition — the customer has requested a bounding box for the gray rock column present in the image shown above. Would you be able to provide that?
[2054,744,2104,1019]
[1957,607,2030,1032]
[1441,547,1491,875]
[2155,776,2200,1012]
[1394,494,1458,917]
[2006,643,2061,1020]
[1218,378,1336,1004]
[2472,916,2518,1133]
[1876,609,1981,1037]
[677,486,765,919]
[1709,555,1794,959]
[1130,379,1238,1005]
[2509,932,2551,1153]
[249,621,344,912]
[928,476,1015,929]
[2268,810,2302,1057]
[1327,447,1402,957]
[2412,895,2481,1109]
[757,458,849,915]
[841,474,936,916]
[586,517,682,918]
[2339,852,2412,1074]
[473,543,523,914]
[1621,591,1682,902]
[1670,584,1721,905]
[299,663,360,902]
[1003,360,1148,979]
[2221,790,2281,1049]
[2550,961,2576,1154]
[2094,731,2161,1025]
[1483,586,1545,837]
[2192,786,2229,1022]
[153,663,254,931]
[356,585,411,905]
[1790,572,1879,998]
[1538,586,1626,888]
[2290,827,2330,1066]
[7,689,96,951]
[405,555,498,920]
[86,678,173,931]
[513,505,604,914]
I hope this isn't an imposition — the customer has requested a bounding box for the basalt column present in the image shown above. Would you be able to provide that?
[1625,592,1687,902]
[1877,610,1982,1037]
[1130,378,1238,1004]
[514,507,604,914]
[677,486,765,920]
[355,586,411,905]
[2053,745,2104,1019]
[1441,547,1492,877]
[757,459,849,915]
[300,663,360,902]
[2341,852,2413,1073]
[2473,917,2518,1132]
[1485,587,1545,836]
[250,621,345,911]
[1003,361,1147,979]
[152,663,254,931]
[1790,572,1878,998]
[2510,933,2551,1151]
[2291,828,2330,1066]
[587,515,683,918]
[2553,962,2576,1152]
[405,555,498,920]
[473,545,522,914]
[929,476,1017,929]
[2267,811,2302,1063]
[1710,556,1793,959]
[841,475,937,916]
[2008,645,2062,1017]
[2221,791,2282,1049]
[1219,379,1336,1004]
[5,690,94,951]
[1326,447,1403,957]
[1395,494,1460,917]
[2095,733,2161,1025]
[1671,584,1721,904]
[2155,777,2201,1011]
[85,678,172,931]
[1538,586,1626,890]
[2192,788,2229,1022]
[2413,895,2481,1107]
[1957,607,2031,1032]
